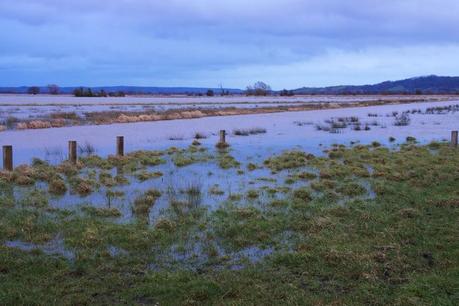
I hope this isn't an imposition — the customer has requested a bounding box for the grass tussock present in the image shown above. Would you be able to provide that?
[132,189,161,222]
[264,150,314,171]
[233,127,267,136]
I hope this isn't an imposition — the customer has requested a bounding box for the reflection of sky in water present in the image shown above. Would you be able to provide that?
[2,100,457,166]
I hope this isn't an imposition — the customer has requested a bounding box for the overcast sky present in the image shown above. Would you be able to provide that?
[1,0,458,89]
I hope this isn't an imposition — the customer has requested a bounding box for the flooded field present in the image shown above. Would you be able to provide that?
[1,100,458,165]
[1,99,458,304]
[1,93,452,106]
[1,99,458,224]
[0,94,455,127]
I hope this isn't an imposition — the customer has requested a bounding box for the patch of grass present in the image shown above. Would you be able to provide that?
[264,151,314,171]
[19,189,48,208]
[132,189,161,222]
[393,113,411,126]
[218,152,240,169]
[293,187,312,203]
[172,149,210,167]
[297,171,317,180]
[194,132,207,139]
[228,193,242,201]
[336,182,367,197]
[48,178,67,195]
[1,142,459,305]
[233,127,267,136]
[209,185,224,196]
[81,205,122,218]
[172,153,196,167]
[134,170,163,182]
[70,177,96,196]
[246,189,259,199]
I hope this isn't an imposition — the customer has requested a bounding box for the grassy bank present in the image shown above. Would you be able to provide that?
[0,142,458,305]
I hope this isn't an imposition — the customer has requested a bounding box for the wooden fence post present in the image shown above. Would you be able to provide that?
[68,141,77,164]
[216,130,229,149]
[117,136,124,156]
[219,130,226,144]
[2,145,13,171]
[451,131,458,148]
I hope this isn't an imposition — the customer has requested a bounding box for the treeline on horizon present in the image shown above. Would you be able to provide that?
[2,76,459,96]
[15,86,459,97]
[72,87,126,97]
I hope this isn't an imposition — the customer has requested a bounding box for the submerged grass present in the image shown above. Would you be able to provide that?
[0,142,458,305]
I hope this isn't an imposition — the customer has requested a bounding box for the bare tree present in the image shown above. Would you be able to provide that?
[27,86,40,95]
[246,81,271,96]
[47,84,60,95]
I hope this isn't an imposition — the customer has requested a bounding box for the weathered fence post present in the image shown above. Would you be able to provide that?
[216,129,229,149]
[117,136,124,156]
[219,130,226,144]
[68,140,77,164]
[2,145,13,171]
[451,131,458,148]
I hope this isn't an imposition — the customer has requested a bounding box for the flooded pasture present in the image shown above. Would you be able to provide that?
[1,100,457,223]
[1,98,458,303]
[0,94,454,125]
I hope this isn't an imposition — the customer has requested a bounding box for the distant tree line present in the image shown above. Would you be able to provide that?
[27,84,60,95]
[27,86,40,95]
[186,89,231,97]
[73,87,126,97]
[279,89,295,96]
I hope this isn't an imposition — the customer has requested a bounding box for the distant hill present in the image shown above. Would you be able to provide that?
[0,86,243,95]
[293,75,459,94]
[1,75,459,95]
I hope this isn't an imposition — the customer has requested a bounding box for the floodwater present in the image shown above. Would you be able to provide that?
[3,99,458,264]
[2,94,453,123]
[0,93,452,106]
[1,100,458,166]
[2,99,458,223]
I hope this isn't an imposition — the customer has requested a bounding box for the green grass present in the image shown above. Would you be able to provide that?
[0,142,458,305]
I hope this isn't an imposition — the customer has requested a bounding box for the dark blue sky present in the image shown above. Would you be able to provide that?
[1,0,458,89]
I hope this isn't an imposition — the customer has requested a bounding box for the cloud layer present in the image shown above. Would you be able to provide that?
[1,0,458,88]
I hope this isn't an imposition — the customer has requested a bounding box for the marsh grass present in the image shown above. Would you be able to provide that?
[0,142,458,305]
[264,150,314,171]
[233,127,267,136]
[393,113,411,126]
[132,188,161,222]
[134,170,163,182]
[217,151,240,169]
[81,205,122,218]
[194,132,208,139]
[78,142,96,156]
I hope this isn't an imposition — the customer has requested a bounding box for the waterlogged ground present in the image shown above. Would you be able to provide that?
[0,94,455,128]
[1,100,458,165]
[0,100,458,305]
[1,93,452,105]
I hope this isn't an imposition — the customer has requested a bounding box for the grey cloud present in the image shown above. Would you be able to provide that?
[1,0,458,87]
